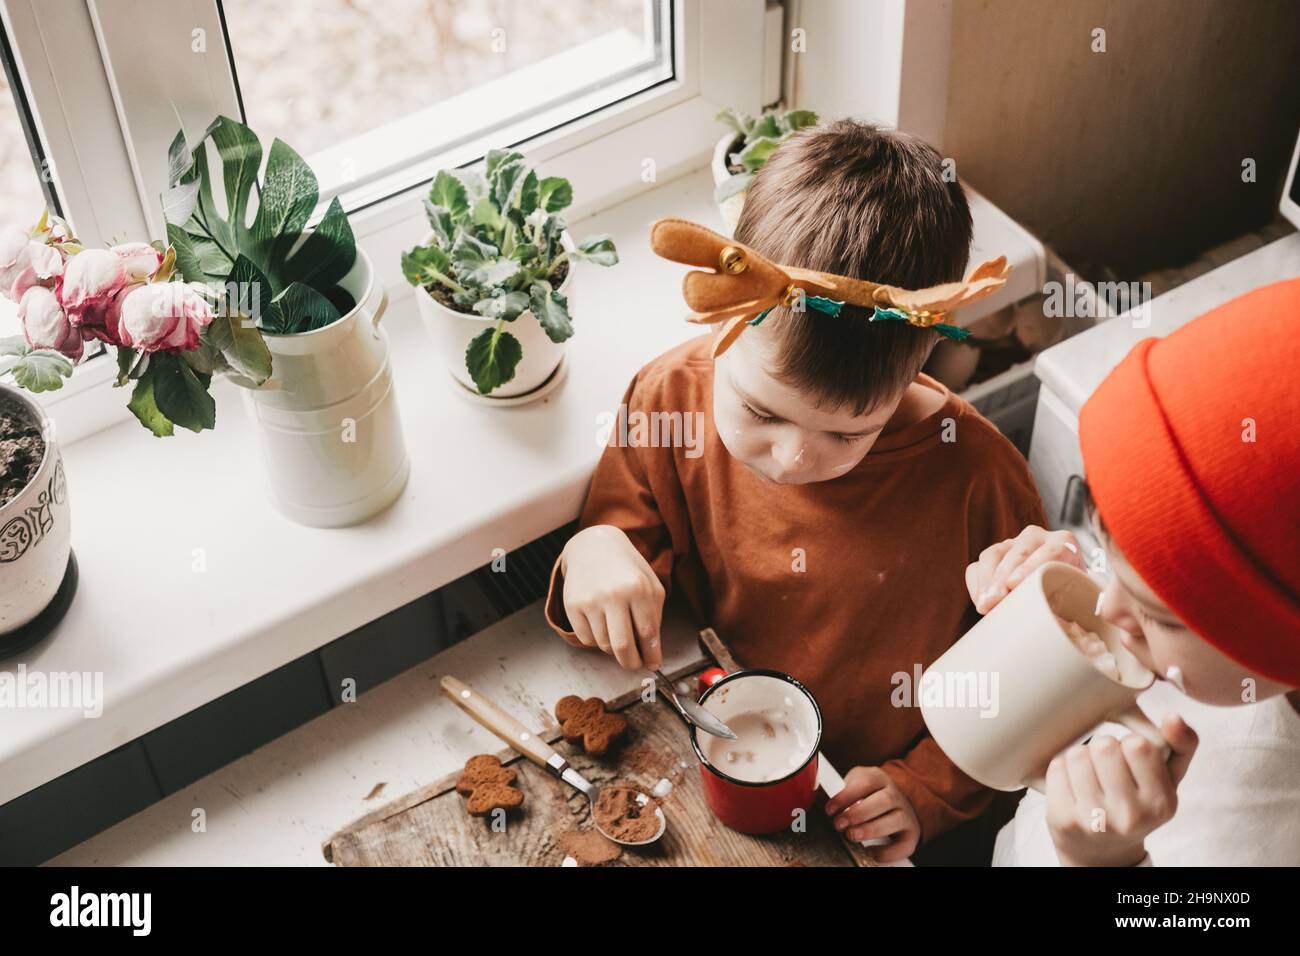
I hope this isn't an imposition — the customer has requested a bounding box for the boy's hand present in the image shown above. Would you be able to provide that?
[823,766,920,863]
[1046,713,1198,866]
[965,525,1085,614]
[560,525,665,670]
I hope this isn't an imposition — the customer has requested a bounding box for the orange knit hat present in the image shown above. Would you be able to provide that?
[1079,278,1300,687]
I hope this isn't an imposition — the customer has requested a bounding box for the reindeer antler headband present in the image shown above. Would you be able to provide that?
[649,218,1013,358]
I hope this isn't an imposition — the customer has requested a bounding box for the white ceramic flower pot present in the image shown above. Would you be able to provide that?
[0,384,71,634]
[412,236,573,401]
[244,248,410,528]
[712,132,747,235]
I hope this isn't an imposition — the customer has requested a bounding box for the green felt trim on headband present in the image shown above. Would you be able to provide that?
[747,294,844,327]
[870,306,972,342]
[746,299,971,342]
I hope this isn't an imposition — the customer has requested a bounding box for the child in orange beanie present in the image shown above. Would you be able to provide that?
[968,277,1300,866]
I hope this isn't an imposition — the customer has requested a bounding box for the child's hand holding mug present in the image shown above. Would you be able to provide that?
[966,524,1085,613]
[560,525,665,670]
[823,766,921,863]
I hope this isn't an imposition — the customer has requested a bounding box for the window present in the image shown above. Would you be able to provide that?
[0,26,51,339]
[222,0,673,205]
[3,0,768,442]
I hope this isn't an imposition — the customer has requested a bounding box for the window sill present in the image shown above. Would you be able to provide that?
[0,164,719,806]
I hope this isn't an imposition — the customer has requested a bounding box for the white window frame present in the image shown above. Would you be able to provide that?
[2,0,770,444]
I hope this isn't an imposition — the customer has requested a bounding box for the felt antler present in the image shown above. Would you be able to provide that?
[649,217,1013,358]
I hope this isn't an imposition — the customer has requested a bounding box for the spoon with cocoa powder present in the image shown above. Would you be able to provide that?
[442,676,666,846]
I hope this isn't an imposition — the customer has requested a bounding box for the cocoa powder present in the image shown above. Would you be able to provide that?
[593,786,660,843]
[560,828,622,866]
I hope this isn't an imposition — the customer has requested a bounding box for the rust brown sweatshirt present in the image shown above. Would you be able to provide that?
[544,335,1046,841]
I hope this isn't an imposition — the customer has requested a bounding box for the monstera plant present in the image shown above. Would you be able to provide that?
[163,115,359,340]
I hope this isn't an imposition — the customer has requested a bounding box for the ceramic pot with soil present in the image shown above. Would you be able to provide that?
[413,233,574,401]
[0,383,71,635]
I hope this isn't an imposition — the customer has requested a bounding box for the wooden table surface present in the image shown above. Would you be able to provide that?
[325,663,862,867]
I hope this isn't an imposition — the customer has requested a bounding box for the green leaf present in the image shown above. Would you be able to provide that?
[127,365,175,437]
[150,353,216,433]
[427,170,469,224]
[10,350,73,392]
[781,109,819,132]
[166,128,191,187]
[281,196,356,293]
[751,113,781,139]
[116,346,134,385]
[464,325,522,395]
[713,171,755,203]
[451,232,518,288]
[202,280,273,383]
[529,284,573,343]
[422,203,455,246]
[470,194,506,235]
[472,290,530,321]
[265,282,341,334]
[485,148,525,180]
[226,254,274,327]
[714,107,753,137]
[491,158,527,211]
[536,177,572,213]
[518,170,539,216]
[735,136,781,172]
[258,138,318,265]
[0,335,28,357]
[165,116,356,333]
[401,244,458,291]
[573,234,618,267]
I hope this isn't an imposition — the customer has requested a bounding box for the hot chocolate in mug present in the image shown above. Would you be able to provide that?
[690,670,822,834]
[921,561,1169,792]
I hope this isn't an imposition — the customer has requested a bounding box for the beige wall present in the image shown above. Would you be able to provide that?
[943,0,1300,277]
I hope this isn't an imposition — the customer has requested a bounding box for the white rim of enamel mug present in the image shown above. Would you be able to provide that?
[690,668,823,789]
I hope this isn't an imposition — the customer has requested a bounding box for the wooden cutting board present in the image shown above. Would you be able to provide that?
[325,664,861,867]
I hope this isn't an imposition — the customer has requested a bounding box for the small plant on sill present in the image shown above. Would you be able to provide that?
[401,149,618,395]
[714,106,819,203]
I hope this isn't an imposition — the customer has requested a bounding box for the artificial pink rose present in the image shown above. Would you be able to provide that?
[0,226,63,302]
[61,247,128,338]
[111,242,163,282]
[61,245,165,343]
[117,281,214,353]
[18,285,84,362]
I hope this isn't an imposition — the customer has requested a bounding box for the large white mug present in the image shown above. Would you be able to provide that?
[921,561,1167,792]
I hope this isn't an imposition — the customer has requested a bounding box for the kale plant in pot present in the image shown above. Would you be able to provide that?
[164,116,409,527]
[402,150,617,400]
[712,107,818,233]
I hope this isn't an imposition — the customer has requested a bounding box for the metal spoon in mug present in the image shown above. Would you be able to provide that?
[653,669,737,739]
[440,675,666,847]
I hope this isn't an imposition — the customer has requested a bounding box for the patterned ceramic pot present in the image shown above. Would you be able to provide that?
[0,384,70,634]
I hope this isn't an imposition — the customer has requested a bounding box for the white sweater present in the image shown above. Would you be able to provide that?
[993,682,1300,866]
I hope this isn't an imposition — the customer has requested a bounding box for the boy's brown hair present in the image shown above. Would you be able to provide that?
[733,119,973,415]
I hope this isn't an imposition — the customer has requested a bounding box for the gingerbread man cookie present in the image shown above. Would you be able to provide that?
[554,696,629,755]
[455,754,524,817]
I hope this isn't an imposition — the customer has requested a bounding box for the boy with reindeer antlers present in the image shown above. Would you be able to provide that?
[544,119,1046,862]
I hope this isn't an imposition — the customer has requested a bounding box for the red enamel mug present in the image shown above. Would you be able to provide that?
[690,669,822,835]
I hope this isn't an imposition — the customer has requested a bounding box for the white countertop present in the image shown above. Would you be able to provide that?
[1034,232,1300,414]
[1,169,717,806]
